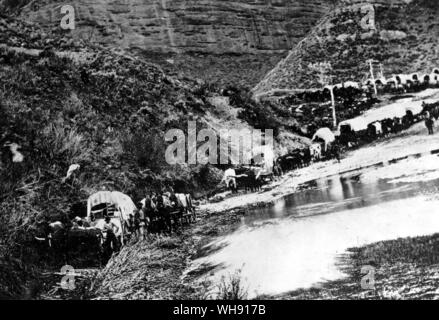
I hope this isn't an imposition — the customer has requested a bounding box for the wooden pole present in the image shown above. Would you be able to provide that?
[368,59,378,95]
[379,63,384,78]
[330,86,337,129]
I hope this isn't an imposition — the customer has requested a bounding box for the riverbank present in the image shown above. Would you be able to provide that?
[90,120,439,300]
[90,87,439,299]
[91,205,249,299]
[269,232,439,300]
[200,120,439,215]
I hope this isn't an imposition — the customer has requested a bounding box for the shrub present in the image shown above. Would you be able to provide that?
[216,270,248,300]
[37,123,91,166]
[121,129,167,173]
[224,86,282,135]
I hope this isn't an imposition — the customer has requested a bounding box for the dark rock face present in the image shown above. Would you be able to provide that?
[4,0,337,86]
[16,0,335,54]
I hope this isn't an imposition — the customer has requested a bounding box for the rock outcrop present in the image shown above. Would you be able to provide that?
[14,0,334,54]
[1,0,337,86]
[6,0,438,89]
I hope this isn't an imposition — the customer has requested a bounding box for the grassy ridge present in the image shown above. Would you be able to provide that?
[255,0,439,95]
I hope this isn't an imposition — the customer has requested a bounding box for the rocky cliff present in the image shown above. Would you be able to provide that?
[12,0,334,53]
[6,1,438,90]
[254,0,439,96]
[1,0,337,86]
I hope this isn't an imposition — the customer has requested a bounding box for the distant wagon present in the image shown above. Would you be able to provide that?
[338,99,424,145]
[312,128,335,149]
[311,127,336,160]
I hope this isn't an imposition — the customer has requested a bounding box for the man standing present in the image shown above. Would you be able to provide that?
[103,216,120,254]
[125,213,136,241]
[425,111,434,135]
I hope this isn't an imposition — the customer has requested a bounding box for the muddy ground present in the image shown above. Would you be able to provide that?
[90,206,251,300]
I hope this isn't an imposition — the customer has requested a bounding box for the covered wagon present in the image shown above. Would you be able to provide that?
[87,191,137,244]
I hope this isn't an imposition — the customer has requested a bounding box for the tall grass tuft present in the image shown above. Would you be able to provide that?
[216,269,248,300]
[38,124,91,165]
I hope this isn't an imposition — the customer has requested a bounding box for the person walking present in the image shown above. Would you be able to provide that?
[125,213,136,241]
[425,111,434,135]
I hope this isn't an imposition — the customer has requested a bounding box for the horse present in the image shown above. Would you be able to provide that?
[310,143,322,162]
[245,168,262,192]
[392,117,402,134]
[273,161,283,180]
[277,150,303,172]
[34,220,103,265]
[152,194,174,233]
[174,193,196,224]
[380,118,393,136]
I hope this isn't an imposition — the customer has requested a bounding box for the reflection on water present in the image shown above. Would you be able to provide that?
[244,171,423,224]
[187,157,439,298]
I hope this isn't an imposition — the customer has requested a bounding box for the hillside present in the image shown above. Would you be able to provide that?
[0,0,337,87]
[254,0,439,96]
[3,0,439,301]
[0,12,313,297]
[0,14,222,298]
[0,15,211,298]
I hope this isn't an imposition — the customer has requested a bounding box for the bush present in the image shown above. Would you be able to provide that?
[216,270,248,300]
[224,86,281,135]
[37,123,91,166]
[121,129,167,173]
[0,0,31,12]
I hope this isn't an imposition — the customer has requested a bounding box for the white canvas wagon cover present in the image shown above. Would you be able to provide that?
[339,100,424,132]
[87,191,137,221]
[312,128,336,145]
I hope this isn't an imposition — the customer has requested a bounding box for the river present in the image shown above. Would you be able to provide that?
[186,154,439,298]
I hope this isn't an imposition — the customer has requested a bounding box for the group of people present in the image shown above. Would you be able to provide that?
[124,191,196,240]
[70,211,121,258]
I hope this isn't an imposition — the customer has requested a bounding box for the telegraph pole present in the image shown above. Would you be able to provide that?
[379,63,384,78]
[368,59,378,95]
[309,62,337,129]
[327,76,337,129]
[330,85,337,129]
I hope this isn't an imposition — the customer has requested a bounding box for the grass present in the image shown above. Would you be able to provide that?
[153,236,181,250]
[216,269,249,300]
[269,233,439,300]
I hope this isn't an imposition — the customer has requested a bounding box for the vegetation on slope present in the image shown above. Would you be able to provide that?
[0,11,312,298]
[0,31,224,298]
[255,0,439,95]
